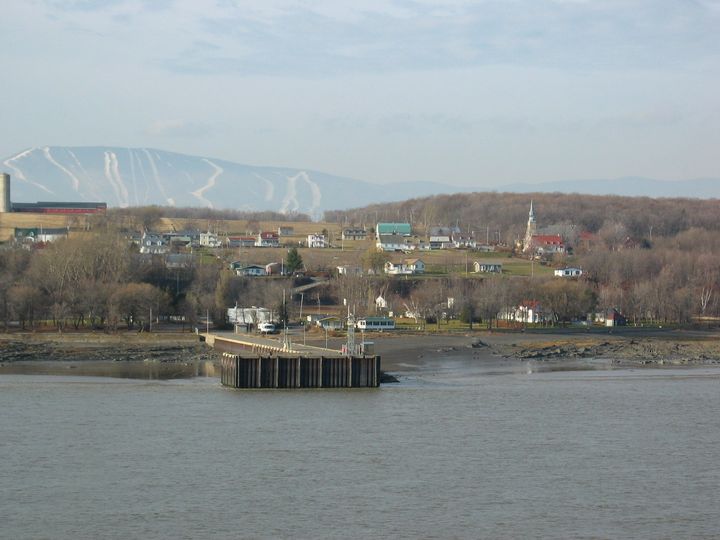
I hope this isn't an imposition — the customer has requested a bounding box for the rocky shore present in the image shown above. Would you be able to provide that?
[2,329,719,373]
[0,333,219,364]
[494,337,720,366]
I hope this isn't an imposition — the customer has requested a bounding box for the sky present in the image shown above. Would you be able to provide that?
[1,0,719,188]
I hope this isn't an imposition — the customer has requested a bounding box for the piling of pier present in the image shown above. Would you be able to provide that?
[221,353,381,388]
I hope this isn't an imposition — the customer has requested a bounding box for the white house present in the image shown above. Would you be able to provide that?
[307,233,327,248]
[384,258,425,275]
[227,306,273,325]
[452,234,477,249]
[235,264,267,277]
[14,227,69,245]
[554,267,583,277]
[474,261,503,273]
[255,232,280,247]
[376,295,389,310]
[199,231,222,248]
[377,234,416,252]
[498,301,555,324]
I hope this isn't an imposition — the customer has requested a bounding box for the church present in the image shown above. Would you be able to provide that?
[522,201,565,255]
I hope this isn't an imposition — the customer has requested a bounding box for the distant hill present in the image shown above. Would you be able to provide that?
[502,177,720,199]
[2,147,717,218]
[1,146,461,218]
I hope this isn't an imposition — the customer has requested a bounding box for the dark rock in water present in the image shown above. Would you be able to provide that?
[380,371,400,384]
[470,339,488,348]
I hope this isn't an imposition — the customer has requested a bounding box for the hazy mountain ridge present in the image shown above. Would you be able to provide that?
[2,147,717,217]
[1,146,458,218]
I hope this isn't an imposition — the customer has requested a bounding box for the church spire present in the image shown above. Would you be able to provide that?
[523,200,537,253]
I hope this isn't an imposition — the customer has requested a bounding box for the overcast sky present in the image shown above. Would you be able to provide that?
[2,0,719,187]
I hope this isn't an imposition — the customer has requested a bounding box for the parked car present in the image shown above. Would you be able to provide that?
[258,322,277,334]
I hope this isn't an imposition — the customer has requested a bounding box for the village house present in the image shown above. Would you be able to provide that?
[376,222,412,238]
[277,226,294,236]
[384,258,426,275]
[377,234,417,252]
[474,261,503,273]
[307,233,327,248]
[14,227,69,245]
[226,236,256,248]
[139,232,169,254]
[554,267,583,277]
[531,234,566,255]
[199,231,222,248]
[256,231,280,248]
[166,233,193,251]
[428,226,456,250]
[452,233,477,249]
[595,308,627,327]
[316,316,344,330]
[229,263,267,276]
[342,228,367,241]
[498,300,555,324]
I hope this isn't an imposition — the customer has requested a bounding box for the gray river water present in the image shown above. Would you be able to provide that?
[1,366,719,539]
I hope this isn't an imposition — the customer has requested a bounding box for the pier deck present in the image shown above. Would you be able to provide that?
[204,333,381,389]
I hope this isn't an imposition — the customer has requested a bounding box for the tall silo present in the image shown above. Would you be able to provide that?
[0,173,10,213]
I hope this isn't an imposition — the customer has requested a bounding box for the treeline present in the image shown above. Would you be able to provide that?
[0,233,291,332]
[324,192,720,243]
[1,233,718,331]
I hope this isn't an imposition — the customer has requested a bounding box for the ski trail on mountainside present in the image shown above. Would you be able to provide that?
[300,171,322,217]
[142,148,173,205]
[2,147,54,194]
[104,151,122,205]
[191,159,223,208]
[108,151,129,207]
[43,146,82,192]
[280,172,303,214]
[253,173,275,201]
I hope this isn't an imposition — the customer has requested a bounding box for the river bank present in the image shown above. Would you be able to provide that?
[2,328,719,375]
[0,333,218,364]
[363,328,720,370]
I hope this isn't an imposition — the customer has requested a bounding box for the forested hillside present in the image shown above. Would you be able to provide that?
[324,192,720,244]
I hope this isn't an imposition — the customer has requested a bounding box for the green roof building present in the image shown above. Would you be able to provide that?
[376,222,412,238]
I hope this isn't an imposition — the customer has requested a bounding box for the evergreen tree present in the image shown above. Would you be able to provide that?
[285,247,304,273]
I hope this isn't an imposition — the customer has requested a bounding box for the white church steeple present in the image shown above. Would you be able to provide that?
[523,200,537,253]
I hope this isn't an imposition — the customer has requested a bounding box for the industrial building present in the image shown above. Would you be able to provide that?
[0,173,106,214]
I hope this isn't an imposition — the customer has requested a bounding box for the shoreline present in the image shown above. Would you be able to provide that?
[2,329,719,377]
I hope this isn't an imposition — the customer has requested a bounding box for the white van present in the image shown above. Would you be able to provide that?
[258,322,276,334]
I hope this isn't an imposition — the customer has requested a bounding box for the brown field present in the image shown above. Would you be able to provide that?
[0,213,78,241]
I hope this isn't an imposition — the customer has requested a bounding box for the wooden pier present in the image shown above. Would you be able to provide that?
[220,353,381,388]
